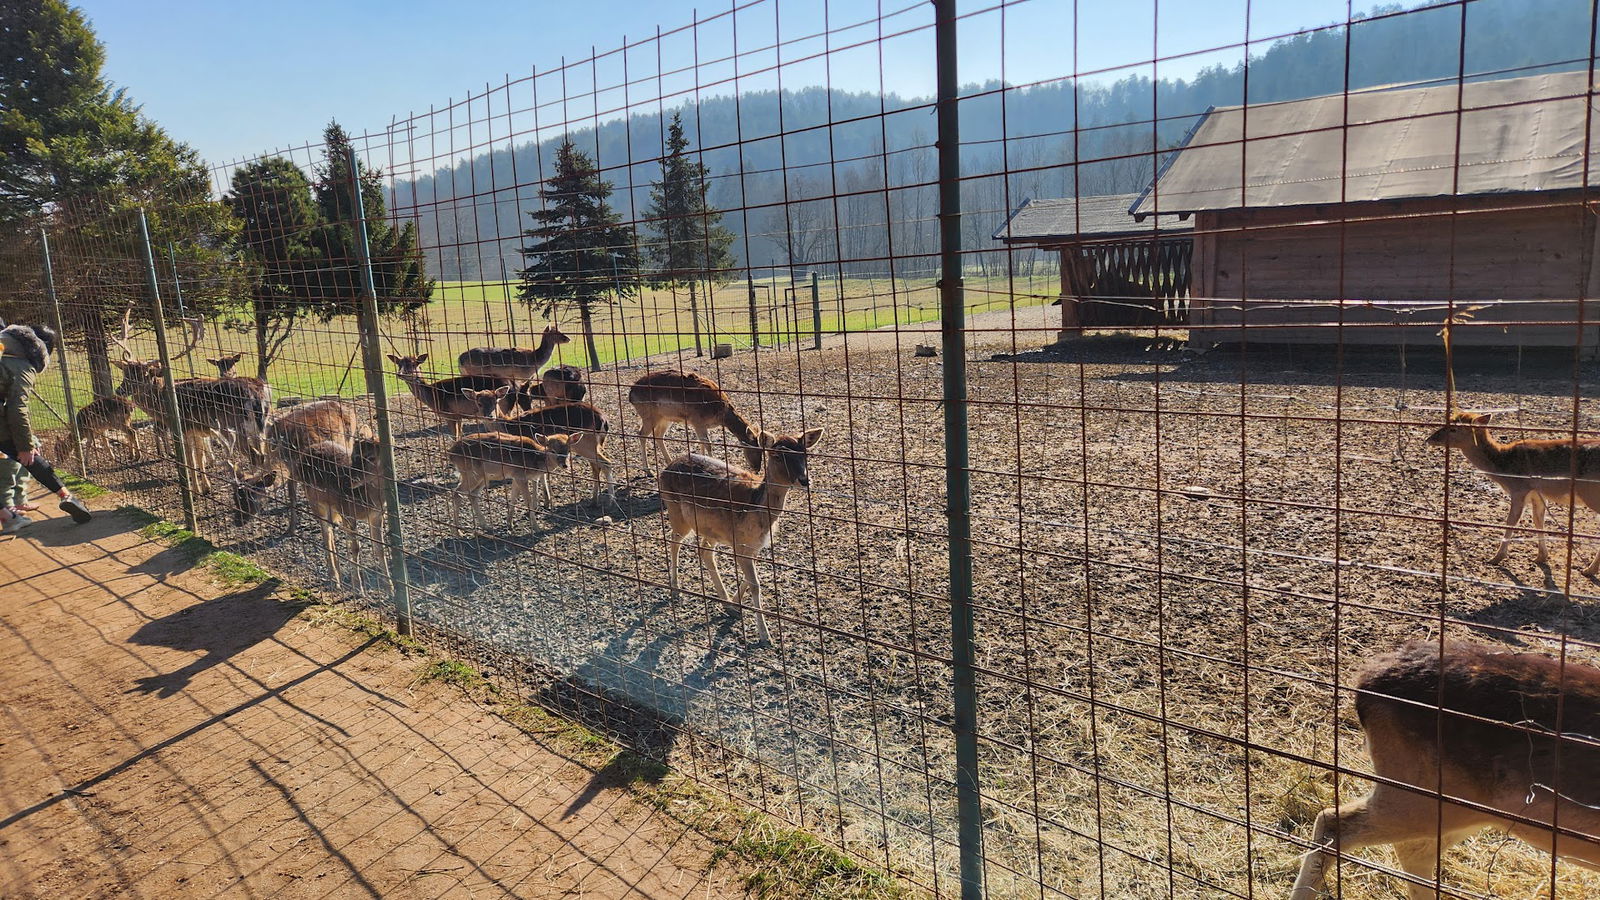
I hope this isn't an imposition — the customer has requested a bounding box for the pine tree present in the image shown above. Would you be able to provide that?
[226,157,323,380]
[516,139,638,371]
[312,122,433,318]
[642,112,736,357]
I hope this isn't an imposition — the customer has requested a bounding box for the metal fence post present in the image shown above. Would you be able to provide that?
[934,0,984,896]
[810,270,822,350]
[39,229,88,478]
[346,146,415,637]
[689,283,705,357]
[748,275,760,349]
[138,208,200,536]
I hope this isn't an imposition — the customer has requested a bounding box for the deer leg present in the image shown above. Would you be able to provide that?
[348,519,363,591]
[320,516,340,588]
[651,422,671,467]
[732,547,769,644]
[692,422,713,456]
[666,529,687,599]
[1390,839,1444,900]
[1291,785,1472,900]
[1529,491,1550,564]
[696,542,733,608]
[1491,489,1529,564]
[539,470,554,509]
[285,479,301,534]
[469,478,488,533]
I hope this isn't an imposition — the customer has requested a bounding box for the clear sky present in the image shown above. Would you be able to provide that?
[76,0,1362,169]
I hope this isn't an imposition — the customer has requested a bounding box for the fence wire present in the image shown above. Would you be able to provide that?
[8,0,1600,897]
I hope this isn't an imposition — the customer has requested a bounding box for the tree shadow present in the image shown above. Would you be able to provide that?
[126,583,307,698]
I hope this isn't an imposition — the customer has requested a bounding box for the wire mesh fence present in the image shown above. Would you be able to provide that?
[9,0,1600,896]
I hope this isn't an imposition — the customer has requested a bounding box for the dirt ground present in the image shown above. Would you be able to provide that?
[0,500,754,899]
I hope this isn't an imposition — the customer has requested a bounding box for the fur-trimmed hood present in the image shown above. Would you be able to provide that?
[0,324,50,374]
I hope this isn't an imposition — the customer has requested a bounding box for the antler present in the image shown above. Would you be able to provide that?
[110,305,137,363]
[169,316,205,363]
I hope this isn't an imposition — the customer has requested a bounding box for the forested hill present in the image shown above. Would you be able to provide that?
[395,0,1596,281]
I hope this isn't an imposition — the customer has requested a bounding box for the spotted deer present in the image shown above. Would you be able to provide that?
[466,386,615,502]
[447,432,575,530]
[658,427,824,644]
[1291,639,1600,899]
[111,310,267,493]
[629,370,763,471]
[458,324,571,380]
[50,396,139,462]
[230,399,365,531]
[387,353,528,439]
[294,437,388,592]
[1426,410,1600,573]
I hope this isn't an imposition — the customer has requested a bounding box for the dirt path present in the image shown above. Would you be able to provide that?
[0,499,745,899]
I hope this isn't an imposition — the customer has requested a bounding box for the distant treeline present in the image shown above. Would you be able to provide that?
[393,0,1595,281]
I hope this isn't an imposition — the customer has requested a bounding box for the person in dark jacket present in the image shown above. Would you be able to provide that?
[0,322,91,533]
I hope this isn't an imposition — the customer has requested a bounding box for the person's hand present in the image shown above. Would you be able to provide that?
[16,450,35,466]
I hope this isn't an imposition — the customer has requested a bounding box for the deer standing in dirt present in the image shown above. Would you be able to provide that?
[466,386,615,503]
[1291,639,1600,899]
[111,310,267,493]
[629,371,764,471]
[458,324,571,380]
[1426,410,1600,573]
[50,396,140,462]
[230,399,365,531]
[447,432,575,530]
[290,437,388,592]
[658,426,824,644]
[540,364,587,402]
[388,353,528,439]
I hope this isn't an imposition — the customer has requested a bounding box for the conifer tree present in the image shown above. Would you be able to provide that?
[642,112,735,356]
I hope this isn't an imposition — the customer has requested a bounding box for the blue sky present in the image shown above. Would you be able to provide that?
[77,0,1362,168]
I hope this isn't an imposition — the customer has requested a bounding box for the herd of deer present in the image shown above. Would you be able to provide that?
[54,315,1600,895]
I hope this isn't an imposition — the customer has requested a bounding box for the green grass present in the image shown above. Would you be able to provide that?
[59,471,108,499]
[122,505,277,586]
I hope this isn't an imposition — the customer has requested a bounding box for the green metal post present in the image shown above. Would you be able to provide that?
[346,147,415,637]
[39,229,88,477]
[810,270,822,350]
[138,209,200,536]
[748,275,760,349]
[689,282,704,357]
[934,0,984,896]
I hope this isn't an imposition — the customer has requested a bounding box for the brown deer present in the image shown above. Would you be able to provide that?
[230,399,364,531]
[1291,639,1600,899]
[629,371,763,471]
[387,353,526,439]
[658,427,824,644]
[111,310,267,493]
[50,396,140,462]
[293,437,388,592]
[447,432,574,530]
[540,364,587,403]
[467,386,615,502]
[204,351,272,456]
[1426,410,1600,573]
[458,324,571,380]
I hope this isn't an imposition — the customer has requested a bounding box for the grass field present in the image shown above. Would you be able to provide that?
[34,271,1058,429]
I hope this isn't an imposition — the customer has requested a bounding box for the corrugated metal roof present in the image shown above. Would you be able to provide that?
[993,193,1194,243]
[1132,70,1600,216]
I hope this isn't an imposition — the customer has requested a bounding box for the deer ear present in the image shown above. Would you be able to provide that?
[387,354,402,365]
[1472,412,1492,425]
[416,353,429,365]
[494,385,512,398]
[260,471,278,487]
[800,427,825,449]
[758,431,776,449]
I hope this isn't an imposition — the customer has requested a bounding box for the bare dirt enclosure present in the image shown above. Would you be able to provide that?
[44,301,1600,899]
[0,504,756,899]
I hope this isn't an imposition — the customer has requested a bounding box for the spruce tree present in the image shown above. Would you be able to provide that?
[516,139,638,371]
[642,112,735,357]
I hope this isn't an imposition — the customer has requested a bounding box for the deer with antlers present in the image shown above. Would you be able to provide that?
[111,309,267,493]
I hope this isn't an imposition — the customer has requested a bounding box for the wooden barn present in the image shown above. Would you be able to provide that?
[1131,70,1600,346]
[993,193,1193,341]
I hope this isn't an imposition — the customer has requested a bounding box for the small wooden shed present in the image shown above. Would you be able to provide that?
[993,193,1194,341]
[1132,70,1600,346]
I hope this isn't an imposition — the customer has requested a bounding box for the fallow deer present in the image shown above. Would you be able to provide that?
[629,371,763,471]
[111,310,266,493]
[387,353,527,439]
[50,396,139,462]
[458,324,571,380]
[204,351,272,456]
[230,399,365,531]
[541,364,587,402]
[447,432,576,530]
[1291,639,1600,899]
[658,427,824,644]
[294,437,388,592]
[1426,410,1600,573]
[465,386,615,502]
